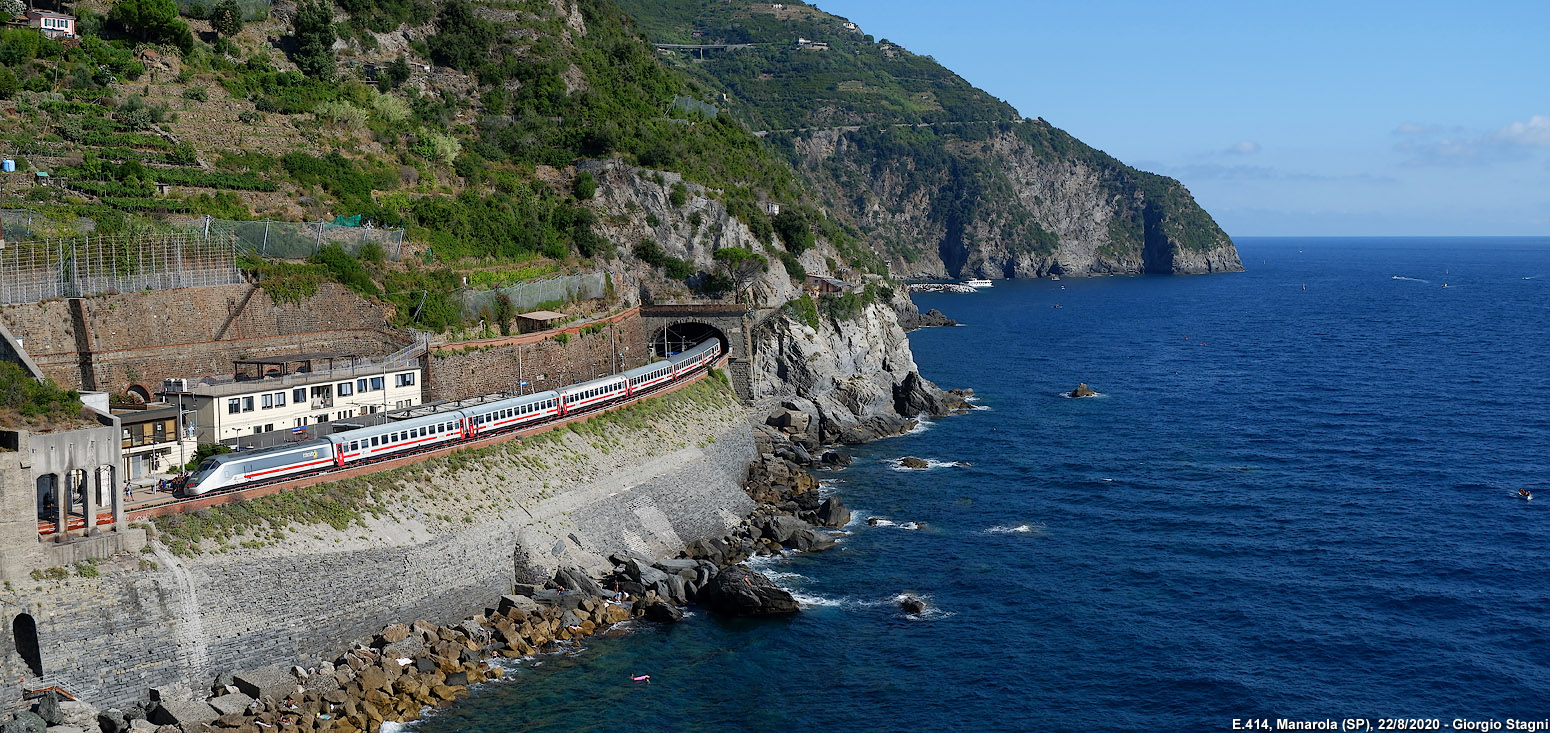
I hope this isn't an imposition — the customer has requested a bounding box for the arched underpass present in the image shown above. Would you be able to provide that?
[640,305,754,402]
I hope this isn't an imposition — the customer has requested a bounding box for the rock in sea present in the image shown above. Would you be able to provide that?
[698,566,800,616]
[1070,383,1097,398]
[899,456,929,469]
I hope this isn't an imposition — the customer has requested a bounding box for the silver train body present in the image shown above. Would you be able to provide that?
[178,338,723,497]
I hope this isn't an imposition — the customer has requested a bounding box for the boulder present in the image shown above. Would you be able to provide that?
[378,623,411,644]
[815,497,851,528]
[899,457,929,469]
[126,721,157,733]
[12,711,45,733]
[498,594,538,615]
[642,601,683,623]
[0,721,27,733]
[233,666,296,702]
[765,408,811,433]
[762,515,809,545]
[380,635,425,660]
[554,567,607,598]
[900,595,928,614]
[206,694,253,717]
[663,573,688,605]
[820,451,852,467]
[34,695,62,726]
[634,564,669,587]
[96,711,127,733]
[698,565,800,616]
[44,725,85,733]
[653,558,699,575]
[893,370,951,417]
[148,700,218,729]
[509,583,544,597]
[1070,383,1097,398]
[791,529,836,553]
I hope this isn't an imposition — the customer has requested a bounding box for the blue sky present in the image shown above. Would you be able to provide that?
[813,0,1550,236]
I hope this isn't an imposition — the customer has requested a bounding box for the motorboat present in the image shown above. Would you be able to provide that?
[964,278,993,288]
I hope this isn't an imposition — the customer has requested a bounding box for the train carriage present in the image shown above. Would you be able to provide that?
[622,360,675,397]
[328,411,465,467]
[668,338,722,378]
[558,375,629,416]
[461,390,561,439]
[177,439,335,497]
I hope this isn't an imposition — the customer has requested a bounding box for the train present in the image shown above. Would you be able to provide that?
[176,338,723,498]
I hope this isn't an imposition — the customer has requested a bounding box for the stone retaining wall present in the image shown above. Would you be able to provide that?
[0,383,753,709]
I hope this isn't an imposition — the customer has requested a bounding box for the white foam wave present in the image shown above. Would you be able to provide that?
[887,457,966,471]
[381,722,420,733]
[985,522,1046,534]
[1391,275,1430,283]
[789,591,844,608]
[760,569,809,583]
[905,416,935,434]
[866,517,896,527]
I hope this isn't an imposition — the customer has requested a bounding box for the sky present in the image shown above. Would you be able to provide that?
[812,0,1550,236]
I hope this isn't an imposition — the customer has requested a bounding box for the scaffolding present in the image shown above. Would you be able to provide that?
[0,232,243,305]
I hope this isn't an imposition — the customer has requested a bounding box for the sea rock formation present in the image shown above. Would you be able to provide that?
[698,565,800,616]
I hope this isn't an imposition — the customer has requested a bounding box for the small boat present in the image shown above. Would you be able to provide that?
[1050,275,1061,281]
[964,278,993,288]
[1519,489,1533,501]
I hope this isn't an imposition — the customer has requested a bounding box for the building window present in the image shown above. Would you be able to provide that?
[338,382,354,396]
[242,396,254,412]
[261,394,273,409]
[293,388,306,403]
[396,372,416,387]
[276,392,287,407]
[357,378,367,392]
[370,377,385,391]
[228,398,240,414]
[263,424,273,433]
[294,418,306,428]
[252,426,261,435]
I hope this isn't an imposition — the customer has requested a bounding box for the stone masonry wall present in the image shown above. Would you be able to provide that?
[425,312,646,402]
[0,283,405,392]
[0,380,753,709]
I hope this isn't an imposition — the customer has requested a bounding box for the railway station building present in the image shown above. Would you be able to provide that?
[163,351,424,448]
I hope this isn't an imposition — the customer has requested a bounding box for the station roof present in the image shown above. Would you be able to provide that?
[517,310,568,322]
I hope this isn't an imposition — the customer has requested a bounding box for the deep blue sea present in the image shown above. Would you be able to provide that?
[417,237,1550,731]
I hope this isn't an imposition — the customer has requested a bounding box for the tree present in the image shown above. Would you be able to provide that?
[772,208,814,254]
[712,247,767,303]
[0,0,24,19]
[209,0,242,37]
[110,0,194,50]
[427,0,496,72]
[292,0,336,79]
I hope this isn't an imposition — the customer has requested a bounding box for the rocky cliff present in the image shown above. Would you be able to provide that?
[620,0,1244,279]
[584,158,963,438]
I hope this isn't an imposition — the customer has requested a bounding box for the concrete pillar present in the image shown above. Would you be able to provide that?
[108,464,122,530]
[51,472,66,543]
[80,466,96,537]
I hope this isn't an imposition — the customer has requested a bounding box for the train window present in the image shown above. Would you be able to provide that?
[370,437,379,446]
[420,427,427,436]
[350,441,358,451]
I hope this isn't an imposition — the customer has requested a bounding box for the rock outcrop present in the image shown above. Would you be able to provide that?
[698,565,800,616]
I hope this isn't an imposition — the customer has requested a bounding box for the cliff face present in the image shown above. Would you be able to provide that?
[584,159,957,434]
[786,122,1243,279]
[620,0,1244,280]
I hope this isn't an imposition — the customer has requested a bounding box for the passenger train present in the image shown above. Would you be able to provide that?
[177,338,723,498]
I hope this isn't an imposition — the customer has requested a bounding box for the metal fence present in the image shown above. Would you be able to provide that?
[0,209,35,242]
[172,217,406,261]
[0,232,243,305]
[459,272,609,319]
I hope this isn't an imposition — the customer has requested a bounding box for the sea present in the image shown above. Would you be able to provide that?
[414,237,1550,731]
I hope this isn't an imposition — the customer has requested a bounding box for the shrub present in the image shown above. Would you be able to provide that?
[210,0,243,37]
[669,182,688,207]
[572,171,596,200]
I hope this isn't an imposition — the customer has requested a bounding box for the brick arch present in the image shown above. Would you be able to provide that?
[640,305,754,402]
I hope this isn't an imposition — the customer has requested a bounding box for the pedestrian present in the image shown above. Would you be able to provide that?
[123,480,132,500]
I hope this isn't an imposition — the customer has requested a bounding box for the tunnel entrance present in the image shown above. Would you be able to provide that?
[13,614,41,677]
[649,322,728,359]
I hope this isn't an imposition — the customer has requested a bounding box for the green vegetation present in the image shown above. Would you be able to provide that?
[633,240,696,280]
[292,0,337,79]
[787,294,819,329]
[110,0,195,52]
[0,362,85,425]
[152,475,382,556]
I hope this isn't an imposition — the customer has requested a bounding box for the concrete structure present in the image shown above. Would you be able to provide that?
[169,354,423,446]
[22,10,74,38]
[805,274,860,294]
[640,304,754,402]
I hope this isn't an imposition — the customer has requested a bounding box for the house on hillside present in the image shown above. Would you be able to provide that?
[805,274,860,295]
[24,10,75,39]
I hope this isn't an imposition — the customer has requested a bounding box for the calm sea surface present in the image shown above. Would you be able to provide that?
[416,237,1550,731]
